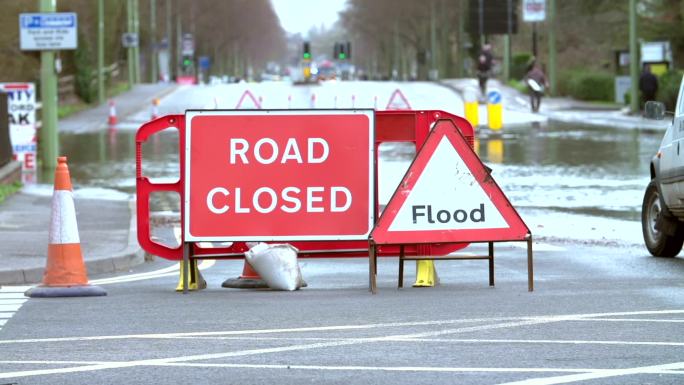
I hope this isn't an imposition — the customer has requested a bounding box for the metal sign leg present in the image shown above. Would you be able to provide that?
[527,236,534,292]
[369,242,377,294]
[398,245,405,288]
[488,242,495,287]
[182,242,191,294]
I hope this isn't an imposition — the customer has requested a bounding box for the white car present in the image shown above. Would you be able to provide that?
[642,76,684,257]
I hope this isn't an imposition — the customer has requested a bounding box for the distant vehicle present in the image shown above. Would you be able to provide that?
[642,76,684,257]
[316,60,337,81]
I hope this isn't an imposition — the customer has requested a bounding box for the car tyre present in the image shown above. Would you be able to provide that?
[642,181,683,257]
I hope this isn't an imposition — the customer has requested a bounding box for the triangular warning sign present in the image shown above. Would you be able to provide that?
[235,90,262,109]
[371,119,529,244]
[385,89,412,110]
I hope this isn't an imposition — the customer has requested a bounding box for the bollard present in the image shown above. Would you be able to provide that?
[486,89,503,131]
[487,90,503,131]
[464,87,479,128]
[151,98,160,120]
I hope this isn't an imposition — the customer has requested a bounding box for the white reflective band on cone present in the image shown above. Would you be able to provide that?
[49,190,80,244]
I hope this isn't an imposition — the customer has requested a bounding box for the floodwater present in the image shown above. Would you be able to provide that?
[53,119,661,227]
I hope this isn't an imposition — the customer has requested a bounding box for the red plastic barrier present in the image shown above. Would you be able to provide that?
[136,110,474,261]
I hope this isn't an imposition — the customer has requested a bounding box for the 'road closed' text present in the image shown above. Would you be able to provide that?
[207,186,352,214]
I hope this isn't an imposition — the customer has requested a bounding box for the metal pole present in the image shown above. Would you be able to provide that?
[39,0,59,170]
[394,22,400,79]
[478,0,484,43]
[456,0,464,77]
[166,0,173,80]
[133,0,140,83]
[532,22,538,58]
[126,0,134,88]
[430,1,437,79]
[97,0,105,104]
[150,0,157,83]
[176,0,182,78]
[548,0,557,96]
[503,0,512,82]
[629,0,639,114]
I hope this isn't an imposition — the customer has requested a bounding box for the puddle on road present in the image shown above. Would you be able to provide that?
[35,120,662,222]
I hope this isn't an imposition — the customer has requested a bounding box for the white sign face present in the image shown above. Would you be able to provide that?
[19,13,78,50]
[387,136,507,232]
[641,41,672,63]
[121,32,139,48]
[0,83,37,170]
[523,0,546,22]
[182,37,195,56]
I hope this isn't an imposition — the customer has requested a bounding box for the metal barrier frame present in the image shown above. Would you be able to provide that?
[136,109,522,293]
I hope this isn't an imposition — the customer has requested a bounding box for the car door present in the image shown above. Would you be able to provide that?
[671,75,684,204]
[657,76,684,209]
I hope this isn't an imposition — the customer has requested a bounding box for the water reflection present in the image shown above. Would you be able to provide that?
[52,120,663,222]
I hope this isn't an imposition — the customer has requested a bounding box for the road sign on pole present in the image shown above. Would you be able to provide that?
[19,13,78,50]
[371,119,529,244]
[121,33,139,48]
[522,0,546,22]
[184,110,375,241]
[0,83,36,171]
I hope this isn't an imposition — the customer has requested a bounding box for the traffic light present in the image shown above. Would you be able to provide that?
[334,42,351,60]
[303,41,311,60]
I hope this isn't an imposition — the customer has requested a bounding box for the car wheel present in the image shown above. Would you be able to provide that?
[642,181,683,257]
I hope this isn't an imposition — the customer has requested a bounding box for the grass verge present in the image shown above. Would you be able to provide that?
[0,182,22,204]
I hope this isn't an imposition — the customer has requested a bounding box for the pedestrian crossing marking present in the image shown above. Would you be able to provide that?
[0,286,30,332]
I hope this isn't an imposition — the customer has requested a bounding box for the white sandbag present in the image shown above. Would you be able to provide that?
[244,243,303,291]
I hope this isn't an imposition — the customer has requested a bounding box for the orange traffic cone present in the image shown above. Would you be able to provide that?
[151,98,160,120]
[221,261,268,289]
[108,99,117,126]
[25,157,106,298]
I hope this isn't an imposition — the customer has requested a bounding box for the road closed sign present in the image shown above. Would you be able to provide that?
[371,119,529,244]
[184,110,375,241]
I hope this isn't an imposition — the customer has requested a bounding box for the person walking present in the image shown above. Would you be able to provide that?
[639,64,658,109]
[477,44,494,101]
[524,58,549,113]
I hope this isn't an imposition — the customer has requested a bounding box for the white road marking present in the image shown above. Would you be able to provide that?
[138,363,684,375]
[1,309,683,380]
[165,336,684,347]
[509,242,565,252]
[569,317,684,323]
[0,286,30,332]
[0,360,683,376]
[89,260,215,285]
[496,361,684,385]
[0,317,521,344]
[1,309,683,345]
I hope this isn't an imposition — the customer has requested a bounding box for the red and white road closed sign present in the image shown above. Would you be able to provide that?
[184,110,375,241]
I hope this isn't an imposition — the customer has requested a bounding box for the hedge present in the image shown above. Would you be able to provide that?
[558,70,615,102]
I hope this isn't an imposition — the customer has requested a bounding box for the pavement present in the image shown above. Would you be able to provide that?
[0,83,177,285]
[0,79,670,286]
[440,78,671,131]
